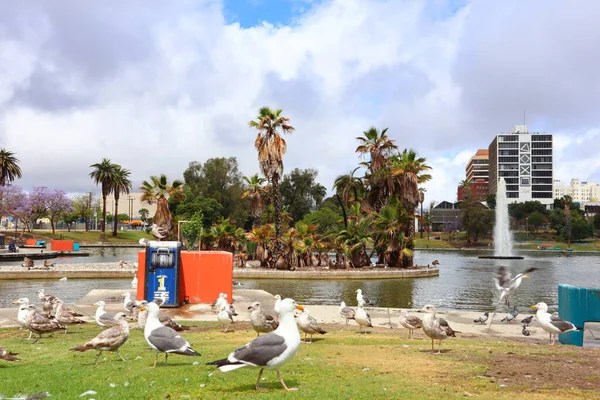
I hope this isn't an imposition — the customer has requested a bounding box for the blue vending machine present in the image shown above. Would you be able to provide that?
[144,241,182,307]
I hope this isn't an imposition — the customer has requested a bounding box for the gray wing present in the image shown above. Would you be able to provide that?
[99,312,117,326]
[147,326,189,353]
[125,301,135,313]
[520,267,538,275]
[341,307,356,319]
[405,315,422,328]
[549,316,576,332]
[231,332,287,367]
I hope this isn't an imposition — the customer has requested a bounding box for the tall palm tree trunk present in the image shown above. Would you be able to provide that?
[272,175,284,254]
[101,194,107,241]
[113,196,120,237]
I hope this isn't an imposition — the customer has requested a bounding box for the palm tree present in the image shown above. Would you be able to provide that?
[249,106,295,254]
[390,149,432,266]
[89,158,117,241]
[333,167,364,228]
[0,149,23,186]
[110,166,132,237]
[355,127,398,211]
[140,174,185,239]
[241,174,268,228]
[459,179,472,200]
[419,188,426,238]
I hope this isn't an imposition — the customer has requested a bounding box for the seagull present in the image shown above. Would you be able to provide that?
[131,274,138,289]
[150,223,169,240]
[339,301,356,325]
[531,302,582,345]
[0,346,20,362]
[296,307,327,343]
[218,304,235,332]
[43,260,55,269]
[135,300,189,331]
[13,298,34,339]
[432,260,440,266]
[474,312,489,325]
[501,306,519,324]
[207,298,304,391]
[273,294,282,314]
[142,302,200,367]
[93,301,118,327]
[355,289,374,307]
[70,312,130,363]
[521,325,531,336]
[37,289,59,317]
[248,302,279,337]
[55,299,86,332]
[521,315,534,326]
[493,266,537,306]
[122,292,135,315]
[118,260,129,268]
[212,293,226,312]
[24,304,66,343]
[399,310,423,338]
[421,305,458,354]
[355,304,373,333]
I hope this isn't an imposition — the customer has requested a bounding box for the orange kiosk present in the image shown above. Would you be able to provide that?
[137,248,233,305]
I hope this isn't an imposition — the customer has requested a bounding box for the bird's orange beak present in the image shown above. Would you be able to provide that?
[524,275,531,279]
[92,303,98,306]
[531,305,537,309]
[140,307,146,311]
[12,301,18,304]
[296,305,304,311]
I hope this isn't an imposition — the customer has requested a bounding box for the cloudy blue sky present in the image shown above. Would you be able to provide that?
[1,0,599,205]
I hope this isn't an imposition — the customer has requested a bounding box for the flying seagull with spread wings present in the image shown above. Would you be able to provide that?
[493,266,537,306]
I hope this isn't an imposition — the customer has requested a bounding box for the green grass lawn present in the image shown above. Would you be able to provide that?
[3,230,153,244]
[1,323,597,399]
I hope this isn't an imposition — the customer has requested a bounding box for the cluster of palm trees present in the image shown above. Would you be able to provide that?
[89,159,133,240]
[0,149,22,187]
[243,112,432,269]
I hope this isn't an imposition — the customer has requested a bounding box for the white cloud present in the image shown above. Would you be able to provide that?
[1,0,599,205]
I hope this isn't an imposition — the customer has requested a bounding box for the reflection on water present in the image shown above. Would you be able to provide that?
[1,250,599,311]
[0,278,132,309]
[239,251,600,311]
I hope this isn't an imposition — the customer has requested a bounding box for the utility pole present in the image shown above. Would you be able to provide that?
[88,192,93,231]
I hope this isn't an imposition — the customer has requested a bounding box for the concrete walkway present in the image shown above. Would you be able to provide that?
[2,288,599,345]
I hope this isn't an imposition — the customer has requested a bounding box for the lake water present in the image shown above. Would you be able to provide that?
[1,250,599,311]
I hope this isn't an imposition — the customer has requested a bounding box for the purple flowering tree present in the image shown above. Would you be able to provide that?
[30,187,73,235]
[0,185,30,233]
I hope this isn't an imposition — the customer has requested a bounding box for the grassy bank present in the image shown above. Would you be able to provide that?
[1,323,598,399]
[1,230,152,244]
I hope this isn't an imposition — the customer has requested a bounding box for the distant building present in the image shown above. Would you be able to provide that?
[553,178,600,203]
[458,149,489,201]
[488,125,553,206]
[100,192,158,220]
[430,200,489,232]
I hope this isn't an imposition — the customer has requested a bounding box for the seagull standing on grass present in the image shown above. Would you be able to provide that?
[13,298,34,339]
[207,298,304,391]
[70,312,130,363]
[296,307,327,343]
[122,292,135,315]
[339,301,356,325]
[421,305,459,354]
[249,302,279,336]
[399,310,422,338]
[218,304,235,332]
[531,302,582,345]
[142,302,200,367]
[93,301,117,327]
[355,304,373,333]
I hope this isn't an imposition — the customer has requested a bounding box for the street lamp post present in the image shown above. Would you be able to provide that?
[127,196,135,230]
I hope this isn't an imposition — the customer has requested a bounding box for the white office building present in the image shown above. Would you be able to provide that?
[488,125,553,206]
